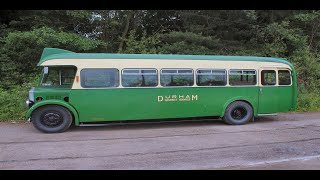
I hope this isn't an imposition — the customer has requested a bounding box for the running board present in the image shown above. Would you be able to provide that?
[257,113,278,116]
[79,118,221,127]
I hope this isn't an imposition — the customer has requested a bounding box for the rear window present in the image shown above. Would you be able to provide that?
[278,70,291,85]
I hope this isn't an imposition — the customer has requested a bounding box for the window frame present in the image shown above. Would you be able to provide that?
[40,65,77,88]
[228,69,257,86]
[77,67,291,89]
[278,69,292,86]
[121,68,159,88]
[261,70,277,86]
[160,68,195,87]
[80,68,120,89]
[195,68,227,87]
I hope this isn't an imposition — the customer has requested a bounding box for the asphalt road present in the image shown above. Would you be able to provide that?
[1,112,320,170]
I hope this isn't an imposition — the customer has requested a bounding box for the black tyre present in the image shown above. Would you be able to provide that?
[223,101,253,125]
[31,105,73,133]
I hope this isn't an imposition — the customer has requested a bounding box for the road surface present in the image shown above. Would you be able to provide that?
[1,112,320,170]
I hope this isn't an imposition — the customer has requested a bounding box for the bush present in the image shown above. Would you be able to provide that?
[0,77,38,121]
[0,86,29,121]
[296,89,320,112]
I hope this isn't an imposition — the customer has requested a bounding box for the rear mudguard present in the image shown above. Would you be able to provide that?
[221,97,257,117]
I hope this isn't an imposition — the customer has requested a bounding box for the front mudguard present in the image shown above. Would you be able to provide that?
[26,100,80,126]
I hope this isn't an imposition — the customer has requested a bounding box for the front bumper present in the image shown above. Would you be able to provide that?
[26,87,35,108]
[26,99,34,108]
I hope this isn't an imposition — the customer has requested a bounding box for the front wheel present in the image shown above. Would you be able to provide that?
[223,101,253,125]
[31,105,73,133]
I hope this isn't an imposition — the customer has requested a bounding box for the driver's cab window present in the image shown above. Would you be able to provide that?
[41,66,77,88]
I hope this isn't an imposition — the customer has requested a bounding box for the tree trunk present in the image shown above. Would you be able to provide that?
[118,10,134,53]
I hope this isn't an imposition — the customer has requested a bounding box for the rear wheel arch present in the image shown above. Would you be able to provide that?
[222,99,255,117]
[223,100,254,125]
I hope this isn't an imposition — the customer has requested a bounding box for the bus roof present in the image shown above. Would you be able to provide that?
[38,48,293,68]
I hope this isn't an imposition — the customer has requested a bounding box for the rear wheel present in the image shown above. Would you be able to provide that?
[223,101,253,125]
[31,105,73,133]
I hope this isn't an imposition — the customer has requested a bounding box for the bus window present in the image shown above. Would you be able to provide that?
[122,68,158,87]
[229,70,257,86]
[261,70,276,86]
[278,70,291,85]
[41,66,77,88]
[160,69,194,86]
[80,68,119,88]
[196,69,227,86]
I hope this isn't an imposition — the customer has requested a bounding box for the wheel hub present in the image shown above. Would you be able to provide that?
[231,107,247,120]
[40,112,63,127]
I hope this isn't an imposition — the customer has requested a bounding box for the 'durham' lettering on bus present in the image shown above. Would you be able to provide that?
[158,95,198,102]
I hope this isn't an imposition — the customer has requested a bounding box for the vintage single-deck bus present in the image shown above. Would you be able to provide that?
[26,48,297,133]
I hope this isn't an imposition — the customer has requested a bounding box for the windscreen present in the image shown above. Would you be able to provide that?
[40,66,77,88]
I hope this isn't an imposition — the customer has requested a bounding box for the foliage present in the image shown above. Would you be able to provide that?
[1,10,320,121]
[0,77,39,121]
[0,26,106,89]
[122,30,161,54]
[297,90,320,112]
[158,31,219,55]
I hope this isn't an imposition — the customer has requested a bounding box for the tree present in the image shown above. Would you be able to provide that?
[0,27,105,89]
[158,31,219,55]
[118,10,134,53]
[122,30,160,54]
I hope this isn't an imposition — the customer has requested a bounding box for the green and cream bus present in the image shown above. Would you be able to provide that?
[26,48,297,133]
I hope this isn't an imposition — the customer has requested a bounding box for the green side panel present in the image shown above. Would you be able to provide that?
[258,86,294,114]
[258,87,280,114]
[69,87,259,122]
[26,100,79,126]
[34,87,71,101]
[277,86,293,112]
